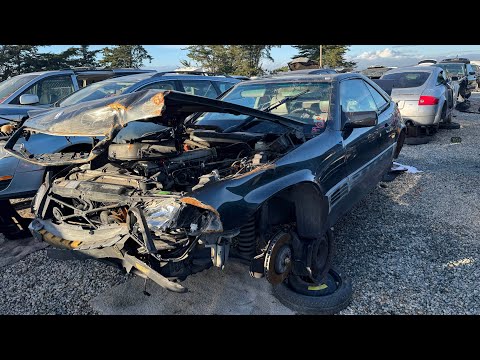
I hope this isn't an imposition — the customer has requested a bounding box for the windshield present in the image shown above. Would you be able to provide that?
[0,74,38,103]
[196,81,332,130]
[435,63,465,77]
[382,72,431,88]
[59,78,137,107]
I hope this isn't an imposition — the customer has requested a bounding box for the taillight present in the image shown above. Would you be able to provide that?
[418,96,439,105]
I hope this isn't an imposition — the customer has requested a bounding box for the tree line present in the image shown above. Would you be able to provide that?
[0,45,355,81]
[182,45,355,76]
[0,45,153,81]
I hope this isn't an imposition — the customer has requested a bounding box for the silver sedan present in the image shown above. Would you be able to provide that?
[380,66,453,130]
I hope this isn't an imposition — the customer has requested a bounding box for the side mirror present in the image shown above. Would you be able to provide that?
[451,76,459,81]
[343,111,378,129]
[19,94,39,105]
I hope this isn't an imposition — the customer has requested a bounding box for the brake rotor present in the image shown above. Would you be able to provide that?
[264,231,292,285]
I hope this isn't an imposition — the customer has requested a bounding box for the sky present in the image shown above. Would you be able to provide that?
[46,45,480,71]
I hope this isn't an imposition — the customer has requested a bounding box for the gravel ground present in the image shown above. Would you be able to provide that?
[336,94,480,314]
[0,94,479,315]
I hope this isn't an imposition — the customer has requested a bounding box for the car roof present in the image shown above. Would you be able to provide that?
[93,72,240,84]
[15,70,74,77]
[235,72,355,85]
[278,69,337,76]
[440,58,470,64]
[383,66,437,74]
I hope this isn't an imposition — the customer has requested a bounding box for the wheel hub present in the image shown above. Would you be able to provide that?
[264,231,292,285]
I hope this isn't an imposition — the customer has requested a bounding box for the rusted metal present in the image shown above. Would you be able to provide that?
[122,253,187,293]
[229,163,276,179]
[179,197,220,217]
[107,102,129,112]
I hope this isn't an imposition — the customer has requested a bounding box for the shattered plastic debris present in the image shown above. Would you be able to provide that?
[391,162,423,174]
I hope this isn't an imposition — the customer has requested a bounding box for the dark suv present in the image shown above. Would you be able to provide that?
[435,58,477,99]
[471,64,480,90]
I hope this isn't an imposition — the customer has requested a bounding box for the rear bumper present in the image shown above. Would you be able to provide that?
[401,114,438,126]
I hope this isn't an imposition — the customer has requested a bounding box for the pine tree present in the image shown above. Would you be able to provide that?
[182,45,278,76]
[292,45,356,69]
[100,45,153,68]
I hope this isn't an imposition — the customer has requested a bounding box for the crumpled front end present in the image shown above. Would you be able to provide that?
[23,89,305,292]
[29,168,233,293]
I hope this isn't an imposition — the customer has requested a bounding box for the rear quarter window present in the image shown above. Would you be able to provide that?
[382,72,431,88]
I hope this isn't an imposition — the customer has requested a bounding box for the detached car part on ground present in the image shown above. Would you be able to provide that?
[6,73,405,313]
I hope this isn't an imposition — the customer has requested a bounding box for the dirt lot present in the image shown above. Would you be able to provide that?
[1,94,479,315]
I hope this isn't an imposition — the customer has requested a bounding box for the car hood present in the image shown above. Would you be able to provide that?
[22,89,304,137]
[0,104,42,121]
[5,89,305,166]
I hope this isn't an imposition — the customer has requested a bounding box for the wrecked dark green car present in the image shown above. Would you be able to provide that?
[5,73,405,313]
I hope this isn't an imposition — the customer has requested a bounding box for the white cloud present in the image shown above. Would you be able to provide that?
[356,48,409,60]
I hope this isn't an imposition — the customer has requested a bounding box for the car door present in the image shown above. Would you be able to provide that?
[11,75,76,107]
[339,78,394,205]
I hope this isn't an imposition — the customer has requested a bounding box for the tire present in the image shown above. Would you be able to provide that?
[272,267,353,315]
[405,136,430,145]
[393,130,406,159]
[439,122,461,130]
[441,104,452,124]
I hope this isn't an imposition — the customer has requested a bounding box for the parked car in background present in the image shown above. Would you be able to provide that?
[282,68,337,75]
[471,64,480,90]
[7,72,405,313]
[381,66,453,136]
[417,59,437,66]
[434,58,477,100]
[0,72,240,202]
[0,68,155,121]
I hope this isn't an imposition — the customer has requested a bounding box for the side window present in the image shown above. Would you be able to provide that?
[181,80,217,98]
[365,82,388,110]
[137,80,176,91]
[14,75,75,105]
[216,81,235,94]
[435,71,445,85]
[340,79,378,113]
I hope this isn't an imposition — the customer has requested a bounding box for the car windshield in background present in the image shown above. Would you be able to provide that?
[59,79,137,107]
[382,72,431,88]
[0,74,38,103]
[436,63,465,77]
[196,81,332,127]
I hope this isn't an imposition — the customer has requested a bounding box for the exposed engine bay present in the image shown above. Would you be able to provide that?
[17,90,308,292]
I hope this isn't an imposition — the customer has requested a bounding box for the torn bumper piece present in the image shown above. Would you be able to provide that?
[29,219,128,250]
[29,219,187,293]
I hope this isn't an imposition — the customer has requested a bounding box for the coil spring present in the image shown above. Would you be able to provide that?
[235,217,256,260]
